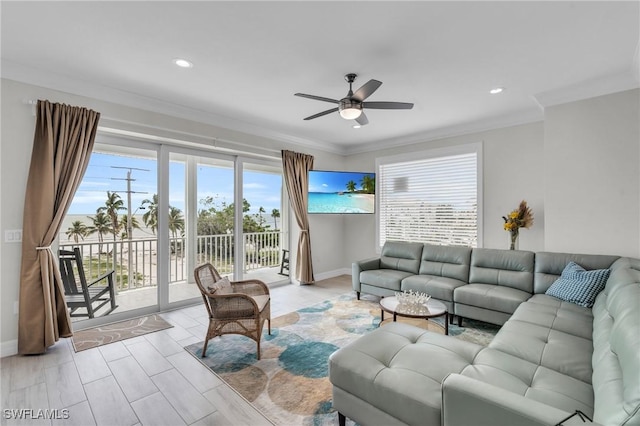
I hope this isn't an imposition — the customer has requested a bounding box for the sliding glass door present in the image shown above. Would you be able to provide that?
[240,160,287,283]
[62,141,159,323]
[62,138,286,326]
[166,151,237,304]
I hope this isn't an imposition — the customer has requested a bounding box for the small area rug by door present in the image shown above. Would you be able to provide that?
[184,294,499,425]
[71,314,173,352]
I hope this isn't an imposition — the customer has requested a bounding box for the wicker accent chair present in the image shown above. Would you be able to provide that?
[194,263,271,359]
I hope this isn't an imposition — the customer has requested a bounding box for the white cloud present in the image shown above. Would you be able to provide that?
[244,182,267,189]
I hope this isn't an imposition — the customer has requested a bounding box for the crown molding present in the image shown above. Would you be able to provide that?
[343,108,544,156]
[533,68,639,108]
[1,60,346,155]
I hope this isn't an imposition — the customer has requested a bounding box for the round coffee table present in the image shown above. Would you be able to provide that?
[379,296,449,335]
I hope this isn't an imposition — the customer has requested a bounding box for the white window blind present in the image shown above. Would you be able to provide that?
[378,150,478,248]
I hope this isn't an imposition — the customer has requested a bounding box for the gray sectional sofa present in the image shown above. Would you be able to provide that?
[331,241,640,425]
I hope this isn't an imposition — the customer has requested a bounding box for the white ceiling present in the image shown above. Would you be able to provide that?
[2,1,639,155]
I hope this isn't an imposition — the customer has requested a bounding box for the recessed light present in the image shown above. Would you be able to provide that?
[352,124,361,129]
[489,87,504,94]
[173,58,193,68]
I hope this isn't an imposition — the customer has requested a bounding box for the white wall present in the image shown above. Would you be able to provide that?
[0,78,345,355]
[343,121,546,264]
[544,89,640,256]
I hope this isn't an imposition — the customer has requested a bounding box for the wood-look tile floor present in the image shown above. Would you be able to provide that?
[1,276,353,426]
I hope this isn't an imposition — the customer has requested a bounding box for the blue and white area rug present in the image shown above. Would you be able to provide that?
[184,294,499,425]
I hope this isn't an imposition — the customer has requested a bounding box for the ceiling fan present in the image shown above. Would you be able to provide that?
[294,73,414,126]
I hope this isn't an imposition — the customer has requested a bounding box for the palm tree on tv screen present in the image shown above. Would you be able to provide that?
[361,174,375,194]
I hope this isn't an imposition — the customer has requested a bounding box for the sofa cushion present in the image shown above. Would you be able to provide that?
[512,295,593,340]
[379,241,423,274]
[462,348,594,415]
[401,274,466,303]
[545,261,610,308]
[489,318,593,384]
[469,248,534,293]
[418,244,472,282]
[329,322,483,426]
[360,269,414,291]
[454,283,531,315]
[533,251,619,294]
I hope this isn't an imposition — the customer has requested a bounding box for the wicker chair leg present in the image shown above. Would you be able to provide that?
[256,339,261,360]
[202,338,209,358]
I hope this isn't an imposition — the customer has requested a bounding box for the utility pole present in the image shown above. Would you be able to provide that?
[112,167,149,286]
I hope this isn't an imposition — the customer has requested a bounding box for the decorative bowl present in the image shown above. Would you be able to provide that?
[395,289,431,307]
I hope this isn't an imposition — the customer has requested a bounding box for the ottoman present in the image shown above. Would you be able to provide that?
[329,322,483,425]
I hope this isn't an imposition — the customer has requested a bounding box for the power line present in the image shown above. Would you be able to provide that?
[110,167,150,272]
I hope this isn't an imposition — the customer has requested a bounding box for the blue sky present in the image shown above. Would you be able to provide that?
[68,152,282,216]
[308,170,374,193]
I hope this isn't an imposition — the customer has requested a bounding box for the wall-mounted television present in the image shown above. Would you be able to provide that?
[307,170,375,214]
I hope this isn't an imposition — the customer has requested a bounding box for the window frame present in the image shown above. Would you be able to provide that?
[375,142,483,251]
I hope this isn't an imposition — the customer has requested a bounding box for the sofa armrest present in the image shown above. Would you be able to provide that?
[442,374,602,426]
[352,257,381,292]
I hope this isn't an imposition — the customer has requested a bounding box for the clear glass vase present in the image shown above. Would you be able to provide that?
[509,229,519,250]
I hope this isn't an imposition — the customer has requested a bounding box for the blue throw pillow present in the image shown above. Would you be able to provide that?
[545,261,610,308]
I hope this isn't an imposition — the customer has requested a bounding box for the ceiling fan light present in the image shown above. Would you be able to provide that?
[339,107,362,120]
[338,99,362,119]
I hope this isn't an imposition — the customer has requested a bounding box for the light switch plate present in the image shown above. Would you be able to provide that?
[4,230,23,242]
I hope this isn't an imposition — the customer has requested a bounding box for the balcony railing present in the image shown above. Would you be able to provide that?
[59,231,284,291]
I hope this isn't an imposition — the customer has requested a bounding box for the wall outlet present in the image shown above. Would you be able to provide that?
[4,230,22,243]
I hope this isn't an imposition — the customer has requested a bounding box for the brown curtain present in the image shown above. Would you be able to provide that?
[18,100,100,354]
[281,150,315,284]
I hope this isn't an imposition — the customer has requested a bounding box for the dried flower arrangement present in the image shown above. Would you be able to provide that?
[502,200,534,250]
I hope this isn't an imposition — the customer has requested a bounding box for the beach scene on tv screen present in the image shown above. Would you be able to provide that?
[308,171,375,214]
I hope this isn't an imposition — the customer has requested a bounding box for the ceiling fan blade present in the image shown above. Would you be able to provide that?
[304,107,339,120]
[355,112,369,126]
[295,93,339,104]
[351,79,382,102]
[363,101,414,110]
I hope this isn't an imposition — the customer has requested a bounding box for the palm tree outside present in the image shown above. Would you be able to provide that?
[86,209,111,253]
[141,194,159,234]
[120,215,141,240]
[99,191,125,267]
[257,206,266,228]
[168,206,185,238]
[100,191,125,242]
[271,209,280,230]
[66,220,89,244]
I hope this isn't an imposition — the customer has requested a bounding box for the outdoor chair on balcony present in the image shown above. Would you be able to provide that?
[58,247,118,319]
[194,263,271,360]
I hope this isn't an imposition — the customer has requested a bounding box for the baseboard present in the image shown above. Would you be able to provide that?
[314,268,351,282]
[1,339,18,358]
